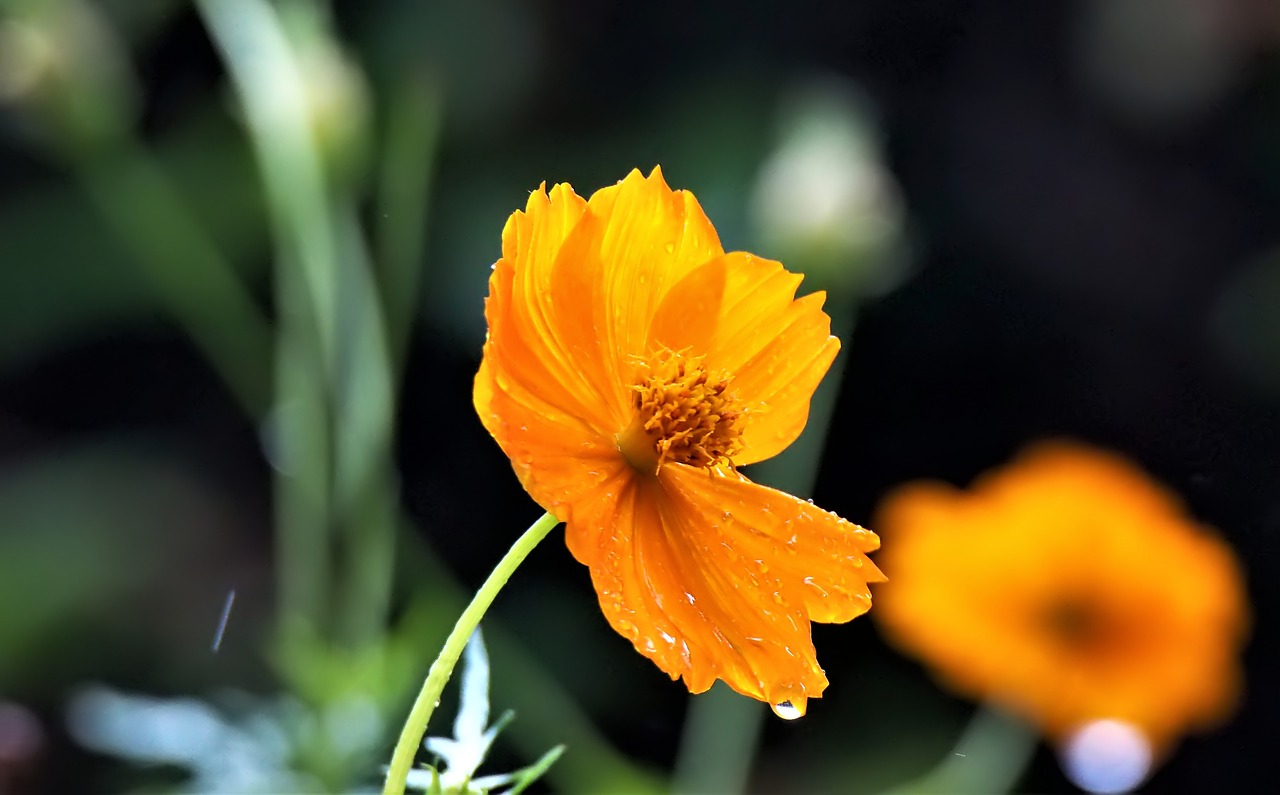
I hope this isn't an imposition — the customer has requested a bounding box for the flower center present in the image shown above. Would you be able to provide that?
[1043,599,1099,647]
[616,350,744,474]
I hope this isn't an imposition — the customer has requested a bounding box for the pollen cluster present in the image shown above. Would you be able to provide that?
[618,350,744,473]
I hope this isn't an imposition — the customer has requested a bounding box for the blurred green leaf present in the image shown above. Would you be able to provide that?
[506,744,565,795]
[0,111,268,372]
[0,445,230,687]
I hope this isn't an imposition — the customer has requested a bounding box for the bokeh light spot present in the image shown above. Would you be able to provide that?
[1060,719,1153,794]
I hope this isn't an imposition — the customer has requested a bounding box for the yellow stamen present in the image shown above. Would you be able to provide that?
[617,350,743,474]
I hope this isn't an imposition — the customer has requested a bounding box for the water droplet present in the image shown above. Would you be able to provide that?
[659,631,676,646]
[771,699,805,720]
[685,592,697,605]
[805,577,830,597]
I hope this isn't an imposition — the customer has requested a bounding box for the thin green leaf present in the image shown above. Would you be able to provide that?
[506,745,566,795]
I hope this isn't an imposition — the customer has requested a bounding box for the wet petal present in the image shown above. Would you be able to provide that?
[475,356,626,523]
[566,472,717,693]
[663,465,884,625]
[588,168,724,369]
[650,252,839,465]
[571,469,828,704]
[488,183,622,434]
[655,464,866,705]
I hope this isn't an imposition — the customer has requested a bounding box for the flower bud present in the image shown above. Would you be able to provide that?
[750,78,905,301]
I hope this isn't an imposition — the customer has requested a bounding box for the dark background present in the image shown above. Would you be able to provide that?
[1,0,1277,792]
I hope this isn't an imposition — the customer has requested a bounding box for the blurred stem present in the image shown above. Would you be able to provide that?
[197,0,344,637]
[672,682,760,795]
[330,203,398,649]
[880,706,1037,795]
[383,511,561,795]
[375,73,443,376]
[196,0,340,382]
[200,0,404,657]
[672,303,856,795]
[75,139,272,415]
[273,260,332,638]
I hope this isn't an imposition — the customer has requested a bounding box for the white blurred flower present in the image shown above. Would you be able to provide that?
[67,684,387,794]
[67,686,312,793]
[751,77,904,296]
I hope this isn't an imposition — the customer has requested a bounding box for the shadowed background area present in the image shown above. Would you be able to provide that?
[1,0,1277,792]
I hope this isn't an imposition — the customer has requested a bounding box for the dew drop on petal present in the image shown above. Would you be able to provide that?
[771,698,805,720]
[1060,719,1152,794]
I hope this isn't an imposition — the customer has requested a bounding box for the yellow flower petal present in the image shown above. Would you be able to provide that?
[661,465,885,624]
[874,441,1249,753]
[475,355,626,523]
[475,168,882,712]
[588,167,724,374]
[650,252,840,465]
[488,183,623,434]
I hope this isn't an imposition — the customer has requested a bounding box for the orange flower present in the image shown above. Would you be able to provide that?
[474,167,885,716]
[874,441,1249,752]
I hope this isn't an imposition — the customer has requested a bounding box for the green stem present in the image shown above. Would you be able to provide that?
[398,524,664,794]
[197,0,342,638]
[671,682,761,795]
[77,141,272,416]
[195,0,341,385]
[881,706,1037,794]
[375,72,444,378]
[383,511,561,795]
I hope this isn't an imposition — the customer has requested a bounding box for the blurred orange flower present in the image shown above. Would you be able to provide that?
[874,441,1249,752]
[474,167,884,716]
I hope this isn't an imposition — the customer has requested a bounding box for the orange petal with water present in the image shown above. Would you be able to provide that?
[649,252,839,466]
[474,355,626,523]
[587,168,724,371]
[488,183,622,434]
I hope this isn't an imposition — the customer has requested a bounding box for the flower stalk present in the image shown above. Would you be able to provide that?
[882,706,1037,795]
[383,511,561,795]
